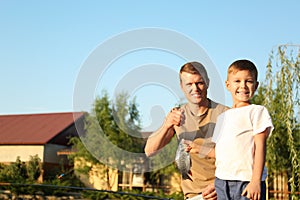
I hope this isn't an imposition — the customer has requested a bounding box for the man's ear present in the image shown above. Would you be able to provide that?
[206,78,210,88]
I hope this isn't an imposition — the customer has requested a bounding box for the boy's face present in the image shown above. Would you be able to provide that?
[180,72,209,105]
[226,70,258,107]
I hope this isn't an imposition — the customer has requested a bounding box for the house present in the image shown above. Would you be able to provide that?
[0,112,182,194]
[0,112,85,180]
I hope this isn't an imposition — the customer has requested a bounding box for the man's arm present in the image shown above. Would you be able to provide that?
[144,108,183,157]
[242,127,271,200]
[202,183,217,200]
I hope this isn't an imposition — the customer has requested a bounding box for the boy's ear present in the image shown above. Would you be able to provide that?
[255,81,259,90]
[225,80,230,90]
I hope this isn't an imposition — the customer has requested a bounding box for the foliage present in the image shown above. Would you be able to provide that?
[69,90,145,190]
[27,155,42,182]
[69,90,181,196]
[252,45,300,199]
[112,93,143,152]
[0,155,42,194]
[0,155,85,197]
[0,157,27,183]
[81,189,183,200]
[145,137,179,188]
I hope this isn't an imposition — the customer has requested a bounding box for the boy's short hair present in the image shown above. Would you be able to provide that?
[179,61,209,85]
[227,59,258,81]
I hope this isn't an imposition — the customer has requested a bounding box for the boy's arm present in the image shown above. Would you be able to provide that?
[242,127,271,199]
[207,147,215,158]
[184,140,216,158]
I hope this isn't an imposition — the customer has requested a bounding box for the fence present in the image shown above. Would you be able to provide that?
[267,171,300,200]
[0,182,173,200]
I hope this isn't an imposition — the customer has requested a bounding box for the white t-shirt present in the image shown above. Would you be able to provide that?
[212,104,273,181]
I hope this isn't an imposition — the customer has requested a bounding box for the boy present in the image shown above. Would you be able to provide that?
[212,59,273,200]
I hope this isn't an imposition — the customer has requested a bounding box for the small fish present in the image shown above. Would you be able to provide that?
[175,139,191,180]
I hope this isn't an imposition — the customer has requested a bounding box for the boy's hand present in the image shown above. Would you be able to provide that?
[241,181,261,200]
[183,140,200,153]
[183,140,215,158]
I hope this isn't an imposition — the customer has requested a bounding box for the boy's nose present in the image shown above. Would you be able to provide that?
[240,81,247,88]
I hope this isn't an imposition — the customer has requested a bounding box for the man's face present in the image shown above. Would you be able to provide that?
[180,72,209,105]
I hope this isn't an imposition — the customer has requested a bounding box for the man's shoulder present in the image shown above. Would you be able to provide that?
[209,99,229,112]
[179,100,229,113]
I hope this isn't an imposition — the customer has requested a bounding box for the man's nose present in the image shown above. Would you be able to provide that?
[192,83,199,90]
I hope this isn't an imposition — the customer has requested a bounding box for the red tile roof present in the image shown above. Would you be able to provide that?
[0,112,85,145]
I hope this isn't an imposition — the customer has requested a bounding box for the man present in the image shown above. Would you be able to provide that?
[144,61,228,200]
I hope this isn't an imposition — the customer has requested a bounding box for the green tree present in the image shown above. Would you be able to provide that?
[69,90,144,190]
[26,155,42,182]
[0,156,44,195]
[0,157,27,183]
[145,136,178,191]
[112,93,143,152]
[0,155,43,183]
[252,45,300,199]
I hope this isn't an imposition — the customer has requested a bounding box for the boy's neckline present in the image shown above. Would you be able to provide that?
[232,102,251,108]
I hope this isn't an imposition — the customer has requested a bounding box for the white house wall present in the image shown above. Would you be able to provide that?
[0,144,68,164]
[0,145,44,163]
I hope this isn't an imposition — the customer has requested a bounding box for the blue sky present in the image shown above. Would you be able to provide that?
[1,1,299,131]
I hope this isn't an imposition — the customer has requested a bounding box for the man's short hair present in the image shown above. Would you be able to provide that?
[180,61,209,85]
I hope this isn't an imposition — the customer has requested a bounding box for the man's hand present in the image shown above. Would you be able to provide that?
[202,184,217,200]
[165,107,185,128]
